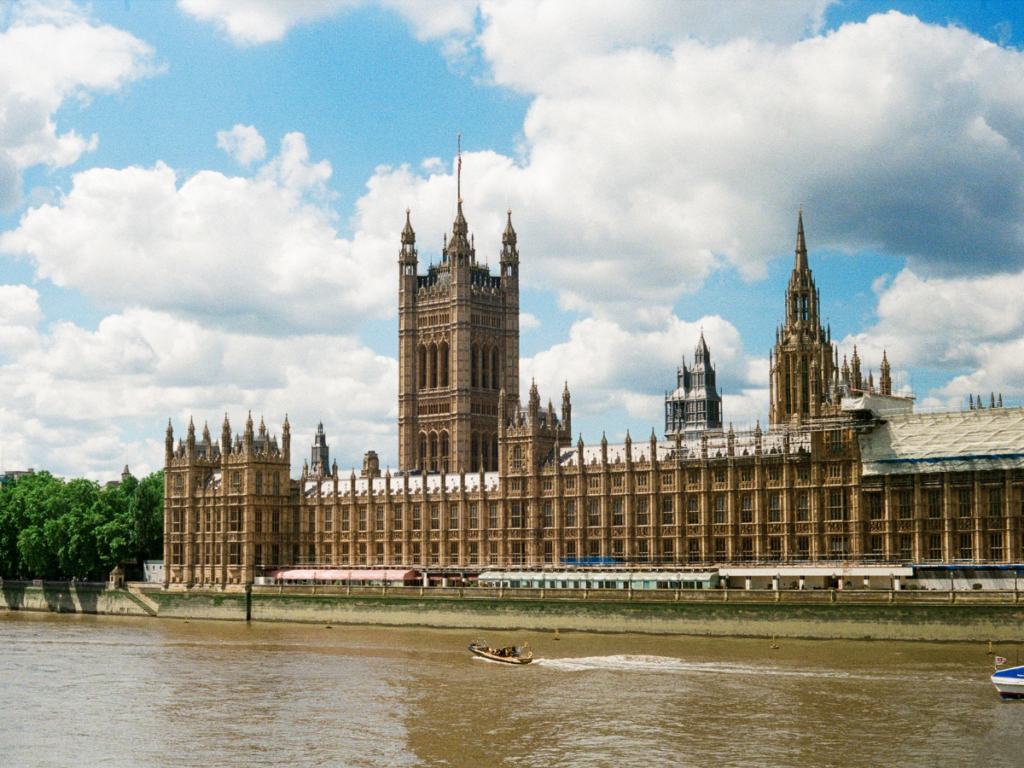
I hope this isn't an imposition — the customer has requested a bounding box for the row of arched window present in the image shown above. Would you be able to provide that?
[419,431,451,474]
[415,341,502,391]
[471,433,500,473]
[418,342,450,389]
[471,344,501,390]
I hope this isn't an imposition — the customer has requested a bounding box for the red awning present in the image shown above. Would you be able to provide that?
[268,568,419,582]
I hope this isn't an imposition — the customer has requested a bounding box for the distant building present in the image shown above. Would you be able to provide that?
[309,422,331,476]
[665,332,723,438]
[0,468,34,487]
[105,465,134,490]
[143,560,164,583]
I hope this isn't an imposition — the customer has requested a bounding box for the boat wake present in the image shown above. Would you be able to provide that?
[533,654,886,680]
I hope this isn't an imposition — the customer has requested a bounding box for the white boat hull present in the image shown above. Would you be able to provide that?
[991,666,1024,699]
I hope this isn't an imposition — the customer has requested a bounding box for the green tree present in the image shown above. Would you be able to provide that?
[0,469,164,581]
[128,470,164,563]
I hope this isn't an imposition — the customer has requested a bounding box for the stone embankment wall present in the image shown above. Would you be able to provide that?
[4,581,1024,641]
[0,582,152,617]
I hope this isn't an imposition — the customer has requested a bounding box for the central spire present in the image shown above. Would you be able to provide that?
[795,204,808,271]
[457,132,461,203]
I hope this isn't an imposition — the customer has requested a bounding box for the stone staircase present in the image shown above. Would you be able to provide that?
[123,585,159,616]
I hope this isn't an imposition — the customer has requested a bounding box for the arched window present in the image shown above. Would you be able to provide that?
[440,342,449,388]
[174,474,184,491]
[429,432,438,472]
[471,433,480,473]
[491,347,500,390]
[418,345,427,389]
[440,432,450,474]
[419,433,428,471]
[480,344,489,392]
[512,445,523,471]
[429,344,438,389]
[492,435,499,472]
[255,471,263,495]
[232,471,241,491]
[471,345,479,388]
[272,473,280,495]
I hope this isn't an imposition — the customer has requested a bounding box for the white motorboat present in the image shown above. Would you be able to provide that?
[991,662,1024,699]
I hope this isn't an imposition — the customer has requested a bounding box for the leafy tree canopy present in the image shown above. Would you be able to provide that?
[0,470,163,581]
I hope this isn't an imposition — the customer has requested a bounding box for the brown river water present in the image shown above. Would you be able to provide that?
[1,612,1022,767]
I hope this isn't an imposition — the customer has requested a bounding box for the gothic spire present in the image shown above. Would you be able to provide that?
[695,330,710,362]
[401,208,415,245]
[796,205,808,271]
[502,208,517,247]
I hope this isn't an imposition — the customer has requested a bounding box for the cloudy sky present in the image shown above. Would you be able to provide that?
[1,0,1023,481]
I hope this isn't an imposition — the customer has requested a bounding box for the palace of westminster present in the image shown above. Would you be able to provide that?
[162,195,1024,586]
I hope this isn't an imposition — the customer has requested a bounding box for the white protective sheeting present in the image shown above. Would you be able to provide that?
[841,391,915,416]
[859,407,1024,476]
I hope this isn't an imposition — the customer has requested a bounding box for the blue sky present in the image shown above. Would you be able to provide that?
[1,0,1023,480]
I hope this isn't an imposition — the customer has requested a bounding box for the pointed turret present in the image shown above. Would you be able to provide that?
[695,330,710,364]
[880,350,892,396]
[165,419,174,464]
[500,208,519,281]
[202,421,211,446]
[282,414,291,463]
[528,378,540,423]
[221,413,231,457]
[401,208,415,246]
[444,197,473,270]
[851,345,862,390]
[244,410,254,453]
[502,208,517,248]
[186,417,196,457]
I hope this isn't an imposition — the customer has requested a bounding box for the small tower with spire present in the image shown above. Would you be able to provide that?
[880,350,892,396]
[665,331,723,438]
[310,421,330,477]
[769,208,838,425]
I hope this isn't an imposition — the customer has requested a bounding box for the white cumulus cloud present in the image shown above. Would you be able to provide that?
[217,124,267,165]
[0,284,42,353]
[0,305,397,479]
[0,133,391,334]
[521,313,768,435]
[0,2,157,208]
[177,0,359,44]
[339,11,1024,331]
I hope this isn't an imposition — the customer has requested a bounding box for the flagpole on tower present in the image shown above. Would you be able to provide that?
[457,132,461,202]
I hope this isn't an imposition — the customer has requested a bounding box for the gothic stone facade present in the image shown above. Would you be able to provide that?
[397,203,519,475]
[162,211,1024,586]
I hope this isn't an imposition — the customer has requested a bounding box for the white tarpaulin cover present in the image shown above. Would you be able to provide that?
[841,391,915,416]
[859,407,1024,475]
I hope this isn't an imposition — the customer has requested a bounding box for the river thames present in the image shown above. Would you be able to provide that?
[1,612,1020,767]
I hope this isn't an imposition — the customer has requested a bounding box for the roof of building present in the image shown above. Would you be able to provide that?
[859,406,1024,476]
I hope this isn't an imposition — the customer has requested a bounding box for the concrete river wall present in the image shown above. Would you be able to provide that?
[3,581,1024,641]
